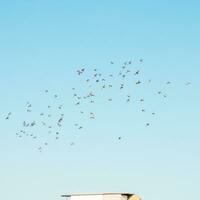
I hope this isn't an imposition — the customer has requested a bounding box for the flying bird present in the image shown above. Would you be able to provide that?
[135,70,140,75]
[136,81,141,85]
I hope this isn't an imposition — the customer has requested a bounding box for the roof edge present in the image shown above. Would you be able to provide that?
[61,193,135,198]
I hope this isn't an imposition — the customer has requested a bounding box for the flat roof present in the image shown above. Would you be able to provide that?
[61,193,135,198]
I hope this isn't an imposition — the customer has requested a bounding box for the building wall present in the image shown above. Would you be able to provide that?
[70,194,130,200]
[71,195,103,200]
[103,194,128,200]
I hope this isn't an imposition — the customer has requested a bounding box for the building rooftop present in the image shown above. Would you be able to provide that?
[61,193,136,198]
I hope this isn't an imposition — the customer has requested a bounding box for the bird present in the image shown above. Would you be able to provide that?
[38,146,42,152]
[30,121,36,127]
[89,92,95,97]
[58,105,63,109]
[93,73,98,78]
[8,59,191,152]
[42,122,46,126]
[136,81,141,85]
[77,69,83,75]
[120,84,124,89]
[58,117,63,124]
[5,112,12,120]
[185,81,191,86]
[118,137,122,140]
[134,70,140,75]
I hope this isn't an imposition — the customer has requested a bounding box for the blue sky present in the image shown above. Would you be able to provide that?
[0,1,200,200]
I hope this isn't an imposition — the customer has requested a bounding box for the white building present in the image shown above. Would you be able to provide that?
[61,193,141,200]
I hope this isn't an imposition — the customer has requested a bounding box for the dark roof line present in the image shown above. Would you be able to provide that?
[61,193,135,198]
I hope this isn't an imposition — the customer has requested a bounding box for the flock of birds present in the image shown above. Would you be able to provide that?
[5,60,191,152]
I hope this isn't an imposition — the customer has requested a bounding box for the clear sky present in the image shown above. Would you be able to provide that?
[0,1,200,200]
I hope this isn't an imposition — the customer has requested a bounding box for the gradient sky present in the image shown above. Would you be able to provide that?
[0,1,200,200]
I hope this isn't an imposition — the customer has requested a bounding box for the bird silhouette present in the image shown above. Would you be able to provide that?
[136,81,141,85]
[185,81,191,86]
[135,70,140,75]
[7,59,192,152]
